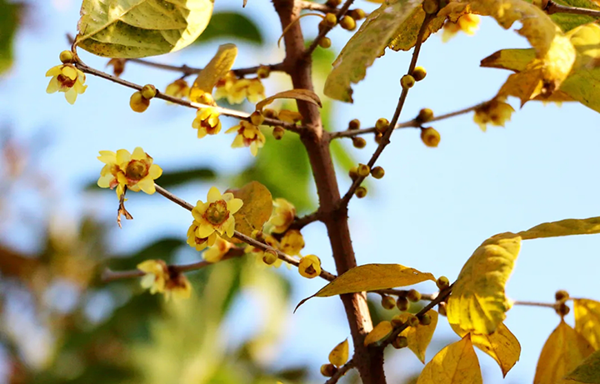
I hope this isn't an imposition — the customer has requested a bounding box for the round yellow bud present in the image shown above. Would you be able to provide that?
[349,9,366,20]
[250,111,264,126]
[436,276,450,290]
[419,314,432,326]
[392,336,408,349]
[407,314,420,328]
[340,16,356,31]
[59,50,74,64]
[326,0,342,6]
[407,289,421,303]
[412,66,427,81]
[349,167,358,180]
[420,127,440,147]
[262,250,278,265]
[320,363,337,377]
[391,315,405,328]
[417,108,434,123]
[263,108,278,119]
[273,126,285,140]
[376,118,390,133]
[199,92,215,106]
[257,65,270,79]
[381,295,396,310]
[352,137,366,149]
[130,91,150,113]
[319,37,332,49]
[423,0,440,14]
[400,74,416,89]
[299,255,321,279]
[555,290,569,302]
[355,186,367,198]
[556,302,571,317]
[323,13,338,28]
[357,163,370,177]
[396,296,409,312]
[348,118,360,130]
[371,166,385,179]
[375,133,383,144]
[141,84,157,100]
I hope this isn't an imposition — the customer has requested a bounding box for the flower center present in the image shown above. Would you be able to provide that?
[125,160,148,181]
[204,200,229,226]
[57,74,75,88]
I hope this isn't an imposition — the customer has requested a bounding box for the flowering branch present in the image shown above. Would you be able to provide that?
[128,58,285,78]
[339,14,434,207]
[73,58,305,134]
[329,103,484,140]
[289,209,322,230]
[325,359,356,384]
[305,0,356,57]
[544,0,600,18]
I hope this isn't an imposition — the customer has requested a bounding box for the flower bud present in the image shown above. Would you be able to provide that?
[273,126,285,140]
[340,16,356,31]
[419,314,432,326]
[392,336,408,349]
[250,111,265,126]
[376,118,390,133]
[437,276,450,290]
[319,37,332,49]
[412,66,427,81]
[141,84,157,100]
[371,166,385,179]
[420,127,440,147]
[349,167,358,180]
[59,50,74,64]
[401,74,416,89]
[349,9,366,20]
[262,250,278,265]
[417,108,434,123]
[423,0,440,14]
[352,137,366,148]
[323,13,338,28]
[407,289,421,302]
[381,295,396,310]
[355,186,367,198]
[348,119,360,130]
[257,65,270,79]
[396,296,409,311]
[130,91,150,113]
[555,290,569,302]
[357,163,370,177]
[321,363,337,377]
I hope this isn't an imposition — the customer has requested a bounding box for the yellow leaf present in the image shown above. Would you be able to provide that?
[451,322,521,377]
[255,89,322,111]
[447,234,521,335]
[324,0,422,102]
[563,349,600,383]
[517,216,600,240]
[76,0,214,58]
[189,44,237,101]
[416,334,482,384]
[228,181,272,242]
[535,320,594,384]
[575,299,600,349]
[481,49,536,73]
[364,321,393,346]
[328,339,349,367]
[398,310,439,363]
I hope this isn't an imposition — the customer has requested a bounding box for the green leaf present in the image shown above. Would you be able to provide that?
[565,349,600,383]
[194,11,263,44]
[324,0,422,102]
[551,0,600,31]
[76,0,214,58]
[154,167,216,188]
[0,0,21,75]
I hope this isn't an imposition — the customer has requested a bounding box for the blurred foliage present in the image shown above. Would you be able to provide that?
[0,0,21,75]
[195,12,263,45]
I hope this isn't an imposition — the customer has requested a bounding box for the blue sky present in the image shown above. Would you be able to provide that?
[2,0,600,383]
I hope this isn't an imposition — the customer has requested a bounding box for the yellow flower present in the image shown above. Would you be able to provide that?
[192,186,244,239]
[138,259,169,294]
[214,72,265,104]
[279,110,303,124]
[97,147,162,198]
[245,235,282,267]
[473,98,515,131]
[46,64,87,104]
[192,107,222,138]
[164,79,190,99]
[186,221,218,251]
[280,229,305,256]
[298,255,321,279]
[137,259,192,300]
[266,198,296,234]
[203,236,232,262]
[225,121,266,157]
[106,58,126,77]
[442,14,480,42]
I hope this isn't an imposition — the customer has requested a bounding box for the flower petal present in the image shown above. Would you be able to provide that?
[64,88,77,105]
[138,177,155,194]
[148,164,162,179]
[207,186,222,203]
[227,198,243,215]
[116,149,131,166]
[46,77,59,94]
[196,223,216,238]
[131,147,146,161]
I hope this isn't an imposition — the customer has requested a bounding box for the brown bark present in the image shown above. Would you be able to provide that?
[272,1,386,383]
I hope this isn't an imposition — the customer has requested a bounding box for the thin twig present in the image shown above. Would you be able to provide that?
[128,58,285,78]
[375,289,436,301]
[513,300,560,309]
[300,0,337,13]
[73,59,305,134]
[340,14,434,207]
[325,359,356,384]
[545,0,600,17]
[305,0,356,57]
[330,103,484,139]
[289,210,322,230]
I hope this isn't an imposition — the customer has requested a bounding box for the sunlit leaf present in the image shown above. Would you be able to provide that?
[328,339,349,367]
[228,181,272,242]
[551,0,600,32]
[398,310,439,363]
[76,0,214,58]
[190,43,237,101]
[447,234,521,335]
[451,322,521,377]
[534,320,594,384]
[324,0,422,102]
[256,89,322,111]
[195,11,262,44]
[517,215,600,240]
[416,334,482,384]
[364,321,393,346]
[575,299,600,350]
[564,349,600,383]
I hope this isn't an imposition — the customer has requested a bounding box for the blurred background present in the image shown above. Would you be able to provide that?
[2,0,600,383]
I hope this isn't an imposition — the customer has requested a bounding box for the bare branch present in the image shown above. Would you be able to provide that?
[305,0,356,57]
[545,0,600,17]
[128,58,285,78]
[325,359,356,384]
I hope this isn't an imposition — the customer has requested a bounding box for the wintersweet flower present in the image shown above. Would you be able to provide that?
[245,235,282,267]
[298,255,322,279]
[226,121,266,157]
[278,110,303,124]
[202,236,232,262]
[192,186,244,239]
[280,229,305,256]
[138,259,169,294]
[266,198,296,234]
[442,14,480,42]
[186,221,217,251]
[46,64,87,104]
[164,272,192,300]
[164,79,190,99]
[97,147,162,198]
[192,107,222,138]
[473,98,515,131]
[215,72,265,104]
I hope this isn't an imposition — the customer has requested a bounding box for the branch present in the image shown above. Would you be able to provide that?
[289,210,322,230]
[330,103,483,140]
[305,0,356,57]
[339,14,434,207]
[545,0,600,17]
[73,58,305,134]
[128,58,285,78]
[513,300,561,309]
[325,359,356,384]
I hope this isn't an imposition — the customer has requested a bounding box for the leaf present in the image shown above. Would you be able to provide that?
[451,322,521,377]
[328,339,349,367]
[76,0,214,58]
[194,11,263,44]
[323,0,422,102]
[190,44,237,101]
[534,320,594,384]
[564,349,600,383]
[228,181,272,242]
[255,89,322,111]
[416,334,483,384]
[0,0,21,76]
[398,310,439,363]
[447,234,521,335]
[481,49,536,73]
[575,299,600,350]
[517,216,600,240]
[551,0,600,32]
[364,321,393,346]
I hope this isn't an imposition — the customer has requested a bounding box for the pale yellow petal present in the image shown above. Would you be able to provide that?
[148,164,162,179]
[97,150,116,164]
[227,198,244,215]
[46,77,59,94]
[116,149,131,165]
[197,223,216,238]
[131,147,146,161]
[138,177,155,194]
[61,65,78,80]
[64,88,77,105]
[207,186,222,203]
